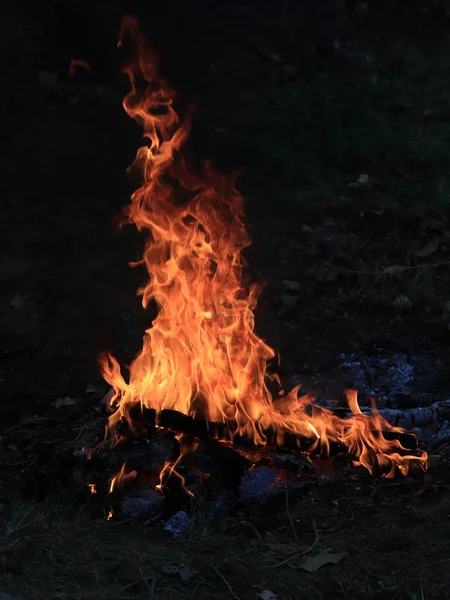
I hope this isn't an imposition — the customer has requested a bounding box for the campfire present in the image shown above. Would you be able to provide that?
[86,17,427,517]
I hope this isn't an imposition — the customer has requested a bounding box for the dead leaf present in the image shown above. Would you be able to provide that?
[422,108,438,118]
[277,294,299,316]
[391,295,412,311]
[178,566,198,581]
[282,280,301,291]
[280,294,298,306]
[54,396,77,409]
[268,52,282,63]
[358,173,369,184]
[162,565,180,575]
[227,520,261,540]
[266,542,307,556]
[417,238,440,257]
[10,293,26,309]
[372,206,389,216]
[260,591,277,600]
[299,551,346,572]
[382,265,405,276]
[162,564,197,581]
[348,174,369,188]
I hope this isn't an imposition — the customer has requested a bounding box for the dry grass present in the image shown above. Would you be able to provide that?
[1,467,450,600]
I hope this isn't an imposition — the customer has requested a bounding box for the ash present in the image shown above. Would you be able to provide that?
[337,349,419,400]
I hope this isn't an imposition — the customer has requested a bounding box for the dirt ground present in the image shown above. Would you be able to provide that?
[2,2,450,599]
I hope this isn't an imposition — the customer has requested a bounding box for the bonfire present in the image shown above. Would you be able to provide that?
[93,17,427,502]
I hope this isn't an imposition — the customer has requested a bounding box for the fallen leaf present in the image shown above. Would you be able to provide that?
[10,293,26,309]
[268,52,282,63]
[178,566,198,581]
[227,520,261,540]
[348,173,369,188]
[422,108,438,118]
[372,207,386,216]
[299,551,346,572]
[54,396,77,409]
[391,295,412,311]
[282,280,301,291]
[260,591,277,600]
[382,265,404,276]
[162,564,197,581]
[277,294,299,316]
[280,294,298,307]
[358,173,369,184]
[417,238,440,257]
[266,542,307,556]
[162,564,180,575]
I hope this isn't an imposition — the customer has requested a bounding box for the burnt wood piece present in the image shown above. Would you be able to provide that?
[118,405,320,451]
[114,405,421,455]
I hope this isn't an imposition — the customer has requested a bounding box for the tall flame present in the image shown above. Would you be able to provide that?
[100,17,427,478]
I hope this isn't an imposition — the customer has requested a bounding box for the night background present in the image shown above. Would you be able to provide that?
[1,1,450,598]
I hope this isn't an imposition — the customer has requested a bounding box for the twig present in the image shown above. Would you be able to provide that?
[285,483,300,546]
[138,568,157,596]
[268,519,320,569]
[2,417,50,436]
[211,565,241,600]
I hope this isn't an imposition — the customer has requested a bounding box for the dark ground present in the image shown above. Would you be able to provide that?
[2,1,450,598]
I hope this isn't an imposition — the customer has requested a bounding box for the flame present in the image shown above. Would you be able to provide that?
[157,434,198,495]
[108,461,137,494]
[100,17,427,478]
[68,59,91,77]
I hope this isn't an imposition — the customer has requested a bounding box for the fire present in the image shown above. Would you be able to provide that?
[157,434,198,496]
[108,461,137,494]
[100,17,427,478]
[68,59,91,76]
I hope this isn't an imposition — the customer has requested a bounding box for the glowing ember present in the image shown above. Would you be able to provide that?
[100,17,427,478]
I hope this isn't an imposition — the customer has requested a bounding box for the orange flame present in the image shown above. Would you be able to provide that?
[108,461,137,494]
[68,59,92,77]
[157,434,198,495]
[100,17,427,478]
